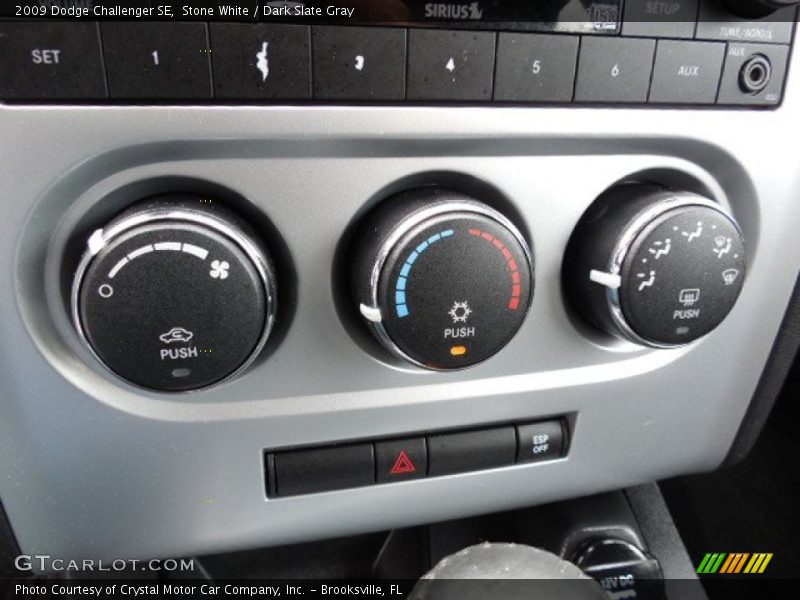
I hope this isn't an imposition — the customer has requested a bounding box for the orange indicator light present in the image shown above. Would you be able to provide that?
[450,345,467,356]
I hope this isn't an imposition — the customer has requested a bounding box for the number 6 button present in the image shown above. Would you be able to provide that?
[575,37,656,103]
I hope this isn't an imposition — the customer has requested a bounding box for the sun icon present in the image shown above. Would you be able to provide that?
[448,301,473,323]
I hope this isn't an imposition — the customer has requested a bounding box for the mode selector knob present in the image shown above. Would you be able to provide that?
[564,184,746,348]
[352,188,534,370]
[725,0,799,19]
[72,195,277,392]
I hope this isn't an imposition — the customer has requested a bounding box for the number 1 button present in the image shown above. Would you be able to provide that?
[102,23,212,99]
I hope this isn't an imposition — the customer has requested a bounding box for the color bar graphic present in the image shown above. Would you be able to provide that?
[697,552,773,574]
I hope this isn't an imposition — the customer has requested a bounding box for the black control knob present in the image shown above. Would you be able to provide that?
[352,188,533,370]
[725,0,799,18]
[72,195,277,391]
[564,184,745,347]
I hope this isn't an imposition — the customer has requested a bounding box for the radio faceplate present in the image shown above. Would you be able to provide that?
[0,0,796,106]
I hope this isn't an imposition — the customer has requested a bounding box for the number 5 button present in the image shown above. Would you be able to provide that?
[575,37,655,103]
[494,33,579,103]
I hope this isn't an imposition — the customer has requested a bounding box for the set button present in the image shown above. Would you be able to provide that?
[0,22,105,100]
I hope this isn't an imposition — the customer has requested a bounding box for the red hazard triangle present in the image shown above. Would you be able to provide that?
[389,450,416,475]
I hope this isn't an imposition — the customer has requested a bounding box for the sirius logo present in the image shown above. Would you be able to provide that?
[424,2,483,20]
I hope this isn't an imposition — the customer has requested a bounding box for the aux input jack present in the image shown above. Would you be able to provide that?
[739,54,772,94]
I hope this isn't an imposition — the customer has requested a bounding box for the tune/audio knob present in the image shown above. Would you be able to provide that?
[725,0,799,18]
[352,188,533,369]
[563,184,745,348]
[72,195,277,391]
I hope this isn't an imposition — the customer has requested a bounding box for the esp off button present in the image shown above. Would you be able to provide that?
[516,420,565,464]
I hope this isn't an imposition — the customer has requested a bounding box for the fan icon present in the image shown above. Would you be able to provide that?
[448,301,472,323]
[209,260,230,280]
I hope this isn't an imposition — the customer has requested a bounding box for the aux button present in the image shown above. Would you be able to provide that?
[72,195,277,392]
[352,188,534,369]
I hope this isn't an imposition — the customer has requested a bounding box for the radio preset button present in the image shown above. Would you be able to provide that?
[407,29,496,101]
[313,26,406,101]
[102,22,212,99]
[575,37,656,103]
[210,23,311,99]
[494,33,579,103]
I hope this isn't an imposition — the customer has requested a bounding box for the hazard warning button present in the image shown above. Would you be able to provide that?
[375,437,427,483]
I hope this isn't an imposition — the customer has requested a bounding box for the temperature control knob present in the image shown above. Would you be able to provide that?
[352,188,533,369]
[72,195,277,391]
[564,184,745,347]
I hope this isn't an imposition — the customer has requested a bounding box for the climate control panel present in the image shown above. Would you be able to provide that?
[67,182,749,390]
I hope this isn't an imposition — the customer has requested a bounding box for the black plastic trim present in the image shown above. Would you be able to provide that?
[0,499,21,578]
[723,273,800,466]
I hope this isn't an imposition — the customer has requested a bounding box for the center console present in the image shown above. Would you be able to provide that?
[0,0,798,581]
